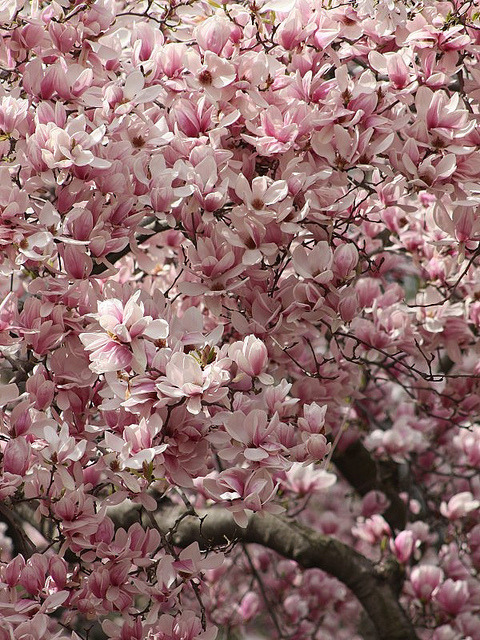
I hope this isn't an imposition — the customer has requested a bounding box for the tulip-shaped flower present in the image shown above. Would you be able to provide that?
[80,292,169,374]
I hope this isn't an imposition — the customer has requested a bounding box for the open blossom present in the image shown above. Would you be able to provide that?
[234,174,289,216]
[352,514,391,545]
[243,104,302,154]
[3,0,480,638]
[52,490,104,544]
[1,614,52,640]
[440,492,480,520]
[435,579,470,616]
[173,542,224,579]
[80,292,169,374]
[453,427,480,467]
[410,565,444,602]
[156,351,230,414]
[102,420,167,507]
[88,559,136,612]
[292,241,334,283]
[203,468,283,527]
[284,463,336,496]
[151,610,217,640]
[214,409,286,465]
[186,50,236,101]
[30,116,111,171]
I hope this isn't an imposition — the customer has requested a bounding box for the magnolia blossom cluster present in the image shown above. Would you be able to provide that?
[0,0,480,638]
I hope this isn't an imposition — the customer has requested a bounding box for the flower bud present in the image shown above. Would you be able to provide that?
[194,16,232,55]
[3,437,30,475]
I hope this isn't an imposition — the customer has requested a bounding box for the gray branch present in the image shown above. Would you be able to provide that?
[148,506,419,640]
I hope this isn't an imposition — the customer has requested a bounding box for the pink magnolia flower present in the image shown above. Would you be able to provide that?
[440,492,480,520]
[0,382,20,407]
[203,468,283,527]
[406,23,470,53]
[400,148,457,190]
[234,174,289,216]
[25,365,55,411]
[0,0,26,22]
[80,292,169,374]
[369,51,412,90]
[140,156,192,214]
[453,427,480,467]
[88,560,136,612]
[435,579,470,616]
[352,514,391,545]
[157,350,230,414]
[215,409,286,465]
[102,418,167,505]
[5,554,25,587]
[3,436,31,475]
[0,96,30,136]
[53,490,104,544]
[390,530,414,564]
[5,614,52,640]
[238,591,261,621]
[274,6,316,50]
[294,432,331,464]
[297,403,328,434]
[361,491,390,518]
[40,422,87,467]
[39,62,94,101]
[332,244,359,280]
[413,86,472,140]
[228,335,273,385]
[243,104,302,155]
[183,235,244,300]
[410,565,444,602]
[186,50,236,101]
[153,610,217,640]
[292,241,334,284]
[32,116,111,171]
[170,96,213,138]
[284,463,336,496]
[18,553,48,595]
[194,15,233,54]
[173,542,224,579]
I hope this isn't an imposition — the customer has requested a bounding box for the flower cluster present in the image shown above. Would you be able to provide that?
[1,0,480,638]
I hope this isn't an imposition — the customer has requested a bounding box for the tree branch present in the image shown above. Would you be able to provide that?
[333,439,408,531]
[146,506,419,640]
[0,502,36,558]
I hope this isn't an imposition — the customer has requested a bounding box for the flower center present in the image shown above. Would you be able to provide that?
[198,70,213,86]
[132,135,145,148]
[251,198,265,210]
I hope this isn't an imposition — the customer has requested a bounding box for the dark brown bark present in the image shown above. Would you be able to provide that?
[333,439,408,531]
[149,506,419,640]
[7,495,418,639]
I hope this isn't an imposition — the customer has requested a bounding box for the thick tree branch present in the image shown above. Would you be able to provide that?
[147,506,418,640]
[0,502,36,558]
[333,439,408,531]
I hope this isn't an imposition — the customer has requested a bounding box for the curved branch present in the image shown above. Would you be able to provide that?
[150,506,418,640]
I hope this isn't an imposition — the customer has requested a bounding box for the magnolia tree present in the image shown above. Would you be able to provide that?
[2,0,480,638]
